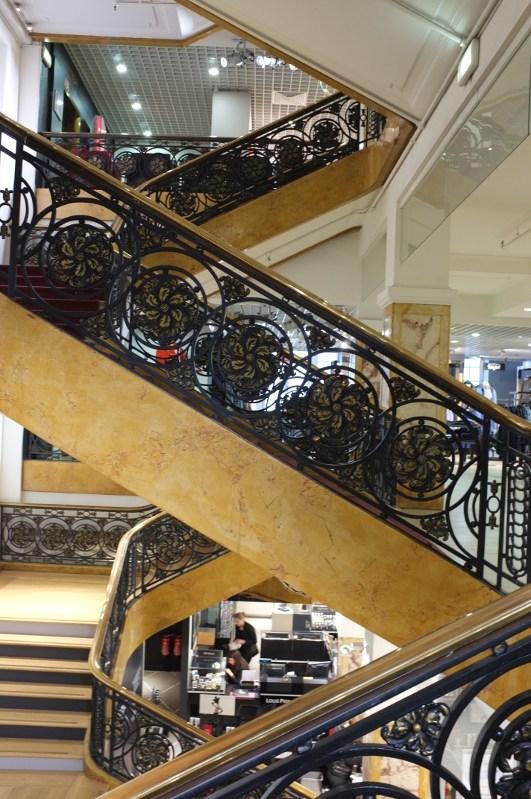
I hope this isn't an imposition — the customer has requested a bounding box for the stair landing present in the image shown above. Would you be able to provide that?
[0,571,108,629]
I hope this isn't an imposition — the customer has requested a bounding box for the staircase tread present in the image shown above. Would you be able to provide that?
[0,737,84,757]
[0,708,90,727]
[0,682,92,699]
[0,656,91,673]
[0,633,93,648]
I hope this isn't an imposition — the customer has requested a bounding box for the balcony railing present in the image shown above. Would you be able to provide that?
[0,113,530,596]
[0,500,155,566]
[38,133,233,187]
[141,92,386,225]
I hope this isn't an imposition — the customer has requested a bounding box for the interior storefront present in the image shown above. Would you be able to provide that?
[132,599,370,736]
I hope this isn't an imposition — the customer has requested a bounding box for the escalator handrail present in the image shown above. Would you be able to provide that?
[1,111,529,437]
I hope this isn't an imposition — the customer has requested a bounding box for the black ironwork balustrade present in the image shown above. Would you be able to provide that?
[142,93,386,225]
[23,428,77,461]
[0,112,530,599]
[39,133,233,187]
[0,502,156,566]
[110,584,531,799]
[90,511,228,781]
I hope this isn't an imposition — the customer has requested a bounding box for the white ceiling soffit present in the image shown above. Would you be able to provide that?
[66,43,326,135]
[180,0,490,121]
[26,0,214,42]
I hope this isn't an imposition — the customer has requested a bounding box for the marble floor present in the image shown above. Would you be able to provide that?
[142,669,181,715]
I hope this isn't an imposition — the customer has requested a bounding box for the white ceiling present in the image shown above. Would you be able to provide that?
[66,39,326,135]
[23,0,214,42]
[178,0,492,121]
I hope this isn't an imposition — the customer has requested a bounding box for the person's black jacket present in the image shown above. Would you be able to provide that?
[237,621,258,662]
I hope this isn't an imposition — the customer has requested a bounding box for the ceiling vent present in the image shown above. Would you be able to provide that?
[272,91,308,106]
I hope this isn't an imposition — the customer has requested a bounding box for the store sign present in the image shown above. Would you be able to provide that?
[486,362,505,371]
[264,697,291,705]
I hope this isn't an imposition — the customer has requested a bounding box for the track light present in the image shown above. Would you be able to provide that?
[219,40,254,68]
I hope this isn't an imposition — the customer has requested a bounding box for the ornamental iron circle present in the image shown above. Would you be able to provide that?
[390,420,454,497]
[47,221,114,289]
[131,270,202,345]
[217,322,285,395]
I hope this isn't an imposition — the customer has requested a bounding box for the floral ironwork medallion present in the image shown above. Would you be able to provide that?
[381,702,449,757]
[391,423,453,494]
[48,223,113,287]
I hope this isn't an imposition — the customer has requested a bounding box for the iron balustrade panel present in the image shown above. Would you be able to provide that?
[0,503,156,566]
[91,680,205,781]
[151,618,531,799]
[0,120,530,595]
[23,428,77,460]
[144,94,386,225]
[91,512,227,782]
[39,133,233,187]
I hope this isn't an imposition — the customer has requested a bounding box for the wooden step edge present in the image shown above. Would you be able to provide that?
[0,708,90,727]
[0,682,92,699]
[0,737,84,758]
[0,633,94,648]
[0,656,91,673]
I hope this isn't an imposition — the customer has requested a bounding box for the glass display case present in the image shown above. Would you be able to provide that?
[189,647,225,692]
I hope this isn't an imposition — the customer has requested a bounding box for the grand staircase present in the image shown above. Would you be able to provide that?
[0,110,529,649]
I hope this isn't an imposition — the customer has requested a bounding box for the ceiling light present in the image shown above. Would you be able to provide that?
[524,308,531,312]
[116,62,127,73]
[131,101,141,110]
[143,129,152,137]
[208,66,219,76]
[451,340,459,343]
[15,4,21,11]
[288,64,297,71]
[471,332,480,337]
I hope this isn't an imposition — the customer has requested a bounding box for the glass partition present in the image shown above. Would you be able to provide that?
[401,33,531,261]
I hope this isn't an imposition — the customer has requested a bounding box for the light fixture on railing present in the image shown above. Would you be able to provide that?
[219,41,254,68]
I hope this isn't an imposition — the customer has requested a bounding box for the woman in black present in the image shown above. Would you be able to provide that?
[234,612,258,663]
[224,650,249,686]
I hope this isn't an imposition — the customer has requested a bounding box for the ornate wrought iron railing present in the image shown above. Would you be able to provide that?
[141,93,386,225]
[23,428,77,461]
[90,511,228,782]
[99,583,531,799]
[0,501,155,566]
[1,113,531,595]
[39,133,233,188]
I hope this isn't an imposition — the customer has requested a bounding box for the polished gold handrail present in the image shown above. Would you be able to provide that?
[88,511,315,799]
[102,582,531,799]
[1,111,529,436]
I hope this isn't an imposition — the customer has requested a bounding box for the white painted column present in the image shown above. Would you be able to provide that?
[0,415,23,502]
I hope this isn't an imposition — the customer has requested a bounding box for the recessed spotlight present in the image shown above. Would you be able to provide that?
[451,339,459,343]
[131,101,141,110]
[471,332,480,337]
[27,24,32,31]
[524,308,531,312]
[15,4,21,11]
[208,66,219,76]
[116,62,127,73]
[143,129,152,137]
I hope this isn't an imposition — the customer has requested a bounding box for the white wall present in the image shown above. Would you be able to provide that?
[274,230,361,309]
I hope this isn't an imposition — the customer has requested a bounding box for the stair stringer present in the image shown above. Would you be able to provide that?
[0,293,499,649]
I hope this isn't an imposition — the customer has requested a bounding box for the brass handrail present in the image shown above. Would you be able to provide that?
[103,583,531,799]
[1,111,529,436]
